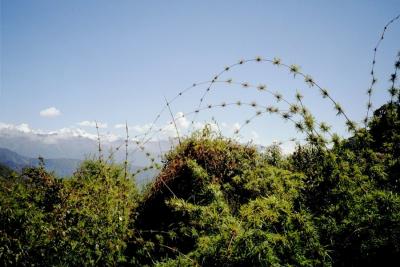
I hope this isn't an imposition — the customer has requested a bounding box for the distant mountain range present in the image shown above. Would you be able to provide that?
[0,123,177,183]
[0,147,82,177]
[0,147,159,186]
[0,123,267,186]
[0,123,173,166]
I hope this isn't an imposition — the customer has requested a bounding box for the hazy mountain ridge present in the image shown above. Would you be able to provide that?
[0,124,173,166]
[0,147,81,177]
[0,124,169,185]
[0,125,265,183]
[0,147,159,186]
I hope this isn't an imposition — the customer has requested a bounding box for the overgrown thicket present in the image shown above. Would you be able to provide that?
[1,101,399,266]
[0,160,138,266]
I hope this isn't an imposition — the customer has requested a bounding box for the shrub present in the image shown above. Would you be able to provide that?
[129,129,329,266]
[0,160,139,266]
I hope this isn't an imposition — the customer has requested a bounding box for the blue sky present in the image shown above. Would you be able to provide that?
[1,0,399,145]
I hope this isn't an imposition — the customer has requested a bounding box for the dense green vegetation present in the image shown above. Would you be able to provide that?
[0,163,14,178]
[1,101,399,266]
[0,159,138,266]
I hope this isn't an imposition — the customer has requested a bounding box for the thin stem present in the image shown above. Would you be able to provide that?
[124,121,129,179]
[365,14,400,126]
[165,96,181,146]
[95,121,103,162]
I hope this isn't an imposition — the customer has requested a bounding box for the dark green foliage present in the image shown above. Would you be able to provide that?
[0,160,138,266]
[0,163,14,178]
[368,103,400,191]
[130,130,329,266]
[1,102,400,266]
[288,102,400,266]
[0,163,63,265]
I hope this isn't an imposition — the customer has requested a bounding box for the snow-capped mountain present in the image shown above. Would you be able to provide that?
[0,122,173,167]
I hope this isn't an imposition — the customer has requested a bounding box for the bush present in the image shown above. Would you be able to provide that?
[0,160,138,266]
[130,130,329,266]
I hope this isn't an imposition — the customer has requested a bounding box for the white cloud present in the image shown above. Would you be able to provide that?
[0,120,293,154]
[161,112,192,138]
[0,122,122,143]
[249,130,260,144]
[1,118,249,145]
[40,107,61,118]
[219,122,240,135]
[152,113,250,140]
[50,127,98,140]
[47,128,121,143]
[15,123,32,133]
[280,142,297,155]
[78,121,108,128]
[175,112,190,129]
[114,124,125,129]
[132,123,153,133]
[0,122,33,133]
[115,123,154,135]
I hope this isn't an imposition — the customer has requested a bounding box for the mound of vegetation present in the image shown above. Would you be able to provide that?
[1,102,400,266]
[129,128,328,266]
[128,103,400,266]
[0,160,138,266]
